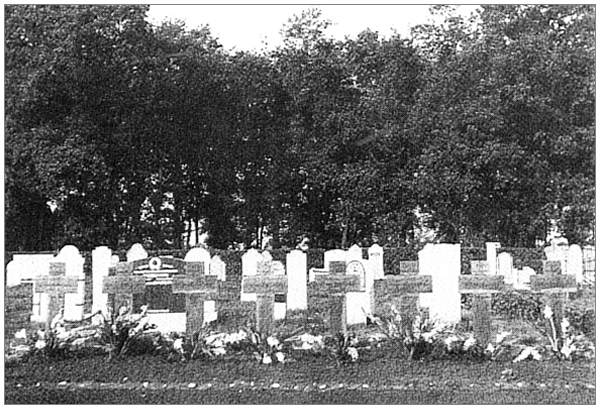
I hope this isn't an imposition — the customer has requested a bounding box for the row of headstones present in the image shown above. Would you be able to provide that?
[7,241,585,344]
[485,240,592,289]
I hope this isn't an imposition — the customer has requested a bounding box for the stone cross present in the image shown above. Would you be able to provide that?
[530,260,577,339]
[103,262,146,315]
[459,261,505,346]
[172,262,219,336]
[312,261,361,335]
[242,261,288,335]
[33,262,79,329]
[374,260,432,333]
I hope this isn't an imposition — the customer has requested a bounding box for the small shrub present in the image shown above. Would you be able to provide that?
[491,291,543,321]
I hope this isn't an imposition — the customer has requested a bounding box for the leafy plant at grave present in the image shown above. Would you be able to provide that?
[98,305,160,360]
[244,328,287,364]
[371,306,443,360]
[565,299,596,340]
[323,332,360,365]
[532,306,596,362]
[491,291,544,321]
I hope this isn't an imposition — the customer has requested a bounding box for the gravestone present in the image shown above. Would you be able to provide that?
[286,250,307,310]
[210,255,226,281]
[374,260,432,333]
[459,261,505,345]
[311,261,361,335]
[544,238,569,274]
[33,262,79,329]
[368,244,384,280]
[172,262,219,336]
[127,243,148,262]
[103,262,146,315]
[418,244,461,323]
[6,254,54,287]
[567,244,584,284]
[92,246,113,319]
[345,245,372,324]
[185,247,218,323]
[51,246,86,321]
[241,249,261,302]
[242,261,288,334]
[270,261,287,320]
[486,242,501,276]
[530,260,577,339]
[515,266,535,290]
[497,252,514,285]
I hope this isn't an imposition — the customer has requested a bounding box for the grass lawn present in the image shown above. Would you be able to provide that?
[5,354,595,404]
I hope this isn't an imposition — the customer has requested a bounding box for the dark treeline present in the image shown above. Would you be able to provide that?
[5,5,595,251]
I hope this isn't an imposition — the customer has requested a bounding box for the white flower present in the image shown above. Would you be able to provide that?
[262,354,272,364]
[139,305,149,315]
[211,339,224,348]
[444,335,460,349]
[513,346,541,362]
[212,347,226,356]
[485,343,495,354]
[543,305,553,320]
[266,336,279,348]
[275,351,285,363]
[173,338,184,354]
[495,331,511,344]
[463,336,477,351]
[118,305,129,316]
[14,329,27,340]
[34,339,46,350]
[347,347,359,362]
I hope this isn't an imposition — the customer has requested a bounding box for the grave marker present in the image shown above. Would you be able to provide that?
[286,250,307,310]
[312,261,361,335]
[242,261,288,334]
[459,261,505,345]
[530,260,577,339]
[172,262,219,336]
[33,262,79,329]
[374,260,432,332]
[103,262,146,315]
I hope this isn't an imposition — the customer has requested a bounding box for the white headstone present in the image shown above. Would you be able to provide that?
[92,246,112,321]
[126,243,148,262]
[210,255,226,281]
[515,266,535,290]
[184,247,211,272]
[544,238,569,274]
[497,252,514,285]
[345,245,371,326]
[368,244,384,280]
[110,255,120,265]
[7,254,54,287]
[486,242,501,276]
[567,244,584,284]
[418,243,461,324]
[261,250,273,263]
[53,245,85,321]
[184,247,216,324]
[272,260,287,320]
[346,244,363,263]
[324,249,347,269]
[286,250,307,311]
[241,249,261,301]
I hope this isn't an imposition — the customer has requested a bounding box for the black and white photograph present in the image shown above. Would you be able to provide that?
[3,3,596,404]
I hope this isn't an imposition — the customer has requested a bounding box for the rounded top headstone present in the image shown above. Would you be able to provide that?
[184,247,211,262]
[55,245,82,261]
[127,243,148,262]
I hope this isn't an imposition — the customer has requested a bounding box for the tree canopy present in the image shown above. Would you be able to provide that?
[5,5,595,251]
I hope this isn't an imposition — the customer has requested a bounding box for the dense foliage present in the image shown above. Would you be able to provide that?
[5,5,595,251]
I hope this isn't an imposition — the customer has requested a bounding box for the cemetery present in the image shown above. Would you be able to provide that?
[4,239,596,404]
[4,3,595,405]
